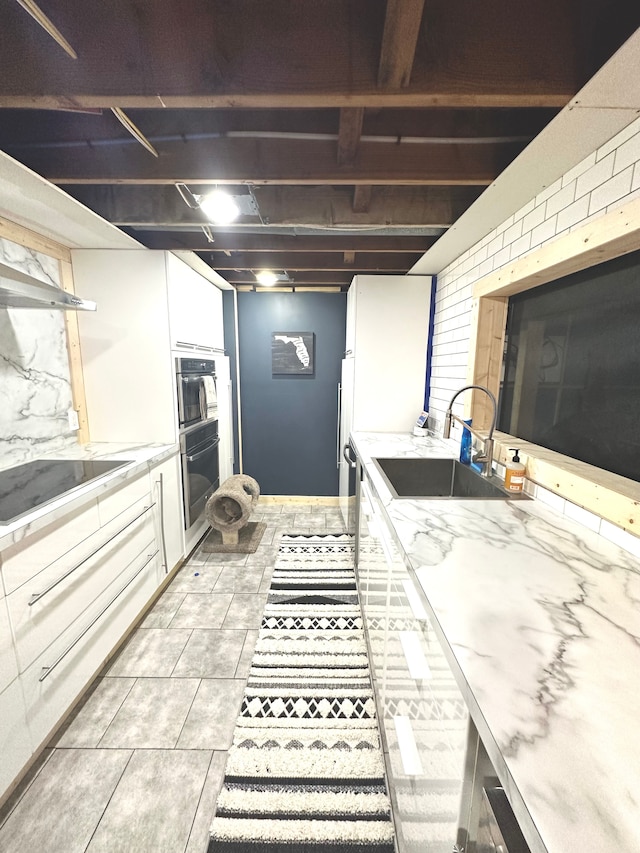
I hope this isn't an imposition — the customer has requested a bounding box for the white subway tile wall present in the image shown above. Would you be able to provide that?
[428,115,640,548]
[428,115,640,431]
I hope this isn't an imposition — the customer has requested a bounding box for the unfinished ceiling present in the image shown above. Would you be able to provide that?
[0,0,638,291]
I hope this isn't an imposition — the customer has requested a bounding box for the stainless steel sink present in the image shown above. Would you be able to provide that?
[372,457,530,500]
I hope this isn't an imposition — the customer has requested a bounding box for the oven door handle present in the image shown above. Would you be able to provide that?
[198,378,206,421]
[186,439,219,463]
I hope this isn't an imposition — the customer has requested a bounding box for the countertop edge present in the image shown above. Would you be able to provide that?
[0,442,178,551]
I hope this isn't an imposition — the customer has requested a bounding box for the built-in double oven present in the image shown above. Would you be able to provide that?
[176,357,220,531]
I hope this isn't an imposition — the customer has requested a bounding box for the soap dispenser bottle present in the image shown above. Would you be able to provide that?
[504,448,526,492]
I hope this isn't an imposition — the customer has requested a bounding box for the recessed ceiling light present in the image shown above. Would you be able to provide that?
[199,189,240,225]
[255,270,278,286]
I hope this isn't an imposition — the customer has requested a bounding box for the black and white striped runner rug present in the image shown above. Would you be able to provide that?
[208,533,395,853]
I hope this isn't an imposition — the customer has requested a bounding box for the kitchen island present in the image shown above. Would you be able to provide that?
[352,431,640,853]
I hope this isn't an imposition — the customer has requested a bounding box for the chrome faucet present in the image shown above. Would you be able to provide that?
[443,384,498,477]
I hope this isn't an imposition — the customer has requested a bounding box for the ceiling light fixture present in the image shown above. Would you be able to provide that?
[255,270,278,286]
[198,189,240,225]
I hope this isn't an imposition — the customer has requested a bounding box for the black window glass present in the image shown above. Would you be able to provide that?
[498,249,640,482]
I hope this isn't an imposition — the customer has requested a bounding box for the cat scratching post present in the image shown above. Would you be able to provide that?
[205,475,260,546]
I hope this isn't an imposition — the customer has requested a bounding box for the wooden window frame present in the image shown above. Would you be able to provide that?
[466,196,640,532]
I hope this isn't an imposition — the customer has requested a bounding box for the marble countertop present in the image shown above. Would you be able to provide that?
[352,431,640,853]
[0,442,178,551]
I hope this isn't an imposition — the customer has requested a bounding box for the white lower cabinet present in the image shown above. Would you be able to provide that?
[0,455,183,802]
[21,541,160,747]
[0,677,33,797]
[356,471,468,853]
[150,452,185,573]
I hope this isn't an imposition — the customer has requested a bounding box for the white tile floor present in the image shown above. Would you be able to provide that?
[0,501,347,853]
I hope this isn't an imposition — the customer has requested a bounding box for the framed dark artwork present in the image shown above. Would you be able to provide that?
[271,332,315,375]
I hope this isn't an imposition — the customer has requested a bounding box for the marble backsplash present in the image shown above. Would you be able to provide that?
[0,237,76,468]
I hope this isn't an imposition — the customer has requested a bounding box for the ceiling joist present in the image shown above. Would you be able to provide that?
[337,108,365,166]
[378,0,426,88]
[60,185,481,229]
[0,0,613,110]
[38,136,519,185]
[1,0,637,290]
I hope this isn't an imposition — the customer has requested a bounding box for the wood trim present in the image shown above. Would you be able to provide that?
[469,197,640,530]
[59,259,90,444]
[491,433,640,533]
[465,296,507,428]
[472,195,640,299]
[0,216,71,263]
[258,495,341,505]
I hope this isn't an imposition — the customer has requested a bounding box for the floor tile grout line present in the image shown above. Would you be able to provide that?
[80,746,135,853]
[168,627,196,677]
[182,749,218,853]
[95,675,142,748]
[173,676,205,749]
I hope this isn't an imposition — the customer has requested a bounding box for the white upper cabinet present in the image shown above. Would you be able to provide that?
[166,253,224,352]
[347,274,433,432]
[73,250,176,443]
[72,249,225,443]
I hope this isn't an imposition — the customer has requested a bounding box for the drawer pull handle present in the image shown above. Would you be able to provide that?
[39,549,159,682]
[156,475,169,575]
[29,503,156,606]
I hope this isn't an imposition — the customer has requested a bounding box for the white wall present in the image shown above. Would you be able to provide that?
[428,115,640,428]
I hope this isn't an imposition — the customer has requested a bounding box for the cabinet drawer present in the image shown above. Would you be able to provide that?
[22,541,161,747]
[1,500,102,596]
[97,470,151,527]
[8,499,156,673]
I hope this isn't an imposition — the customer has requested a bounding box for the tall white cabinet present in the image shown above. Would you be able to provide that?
[339,274,433,523]
[72,248,230,557]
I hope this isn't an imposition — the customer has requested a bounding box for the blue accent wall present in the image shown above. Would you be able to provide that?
[237,292,347,495]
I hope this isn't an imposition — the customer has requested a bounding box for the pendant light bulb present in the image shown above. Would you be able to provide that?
[255,270,278,286]
[199,189,240,224]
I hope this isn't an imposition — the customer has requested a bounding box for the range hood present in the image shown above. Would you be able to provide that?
[0,261,97,311]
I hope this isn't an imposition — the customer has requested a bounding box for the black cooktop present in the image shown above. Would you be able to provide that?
[0,458,132,524]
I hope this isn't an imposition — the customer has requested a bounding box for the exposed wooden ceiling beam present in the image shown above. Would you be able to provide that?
[378,0,426,89]
[337,108,365,166]
[209,252,420,271]
[37,137,521,184]
[0,0,613,109]
[353,185,373,213]
[62,184,482,228]
[128,231,434,253]
[0,106,561,144]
